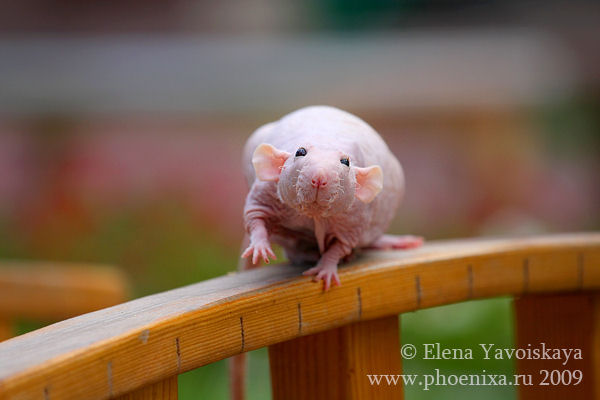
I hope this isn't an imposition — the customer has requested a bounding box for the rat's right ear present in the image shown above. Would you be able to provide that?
[252,143,291,181]
[353,165,383,203]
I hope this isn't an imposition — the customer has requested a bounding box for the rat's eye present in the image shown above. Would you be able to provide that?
[340,157,350,167]
[295,147,307,157]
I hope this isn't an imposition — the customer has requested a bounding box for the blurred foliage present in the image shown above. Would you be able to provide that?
[1,198,236,297]
[313,0,413,30]
[537,96,600,159]
[312,0,501,31]
[180,349,272,400]
[403,298,514,400]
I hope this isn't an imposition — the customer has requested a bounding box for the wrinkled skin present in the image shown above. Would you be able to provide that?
[241,105,423,290]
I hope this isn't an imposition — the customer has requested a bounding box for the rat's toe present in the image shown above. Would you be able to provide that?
[332,272,341,287]
[241,246,253,258]
[302,266,320,276]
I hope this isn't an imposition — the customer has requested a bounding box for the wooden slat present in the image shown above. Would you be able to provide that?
[0,262,128,320]
[0,233,598,400]
[114,376,177,400]
[269,315,402,400]
[514,293,599,399]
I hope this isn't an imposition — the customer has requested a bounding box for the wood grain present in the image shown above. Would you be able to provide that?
[0,261,128,320]
[0,233,598,400]
[269,315,402,400]
[114,376,177,400]
[514,293,599,399]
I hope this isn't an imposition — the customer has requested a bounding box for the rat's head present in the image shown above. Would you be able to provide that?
[252,143,383,217]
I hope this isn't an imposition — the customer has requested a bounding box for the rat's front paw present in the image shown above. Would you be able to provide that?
[303,263,340,291]
[241,239,276,265]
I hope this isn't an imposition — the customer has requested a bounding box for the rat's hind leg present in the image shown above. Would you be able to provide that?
[365,234,424,250]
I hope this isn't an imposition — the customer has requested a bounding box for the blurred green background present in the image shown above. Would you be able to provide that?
[1,0,599,399]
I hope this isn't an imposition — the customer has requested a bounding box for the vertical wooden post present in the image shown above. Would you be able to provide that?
[269,315,403,400]
[0,318,12,341]
[514,293,599,400]
[114,376,178,400]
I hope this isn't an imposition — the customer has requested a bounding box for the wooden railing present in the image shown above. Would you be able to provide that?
[0,233,598,399]
[0,262,128,341]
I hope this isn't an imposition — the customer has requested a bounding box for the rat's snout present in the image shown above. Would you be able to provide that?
[286,156,354,217]
[311,171,328,188]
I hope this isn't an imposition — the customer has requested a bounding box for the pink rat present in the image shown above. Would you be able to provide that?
[231,105,423,400]
[240,105,423,290]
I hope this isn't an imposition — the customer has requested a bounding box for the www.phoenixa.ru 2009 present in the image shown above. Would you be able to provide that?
[367,369,583,391]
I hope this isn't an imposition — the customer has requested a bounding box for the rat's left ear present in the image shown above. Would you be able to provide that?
[353,165,383,203]
[252,143,292,181]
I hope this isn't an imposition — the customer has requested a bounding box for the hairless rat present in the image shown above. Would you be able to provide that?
[231,106,423,400]
[240,105,423,287]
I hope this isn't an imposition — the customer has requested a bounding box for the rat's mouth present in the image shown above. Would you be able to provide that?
[297,194,336,218]
[302,201,328,213]
[290,179,338,217]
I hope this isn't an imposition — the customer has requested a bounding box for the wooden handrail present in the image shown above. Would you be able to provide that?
[0,261,128,321]
[0,233,598,400]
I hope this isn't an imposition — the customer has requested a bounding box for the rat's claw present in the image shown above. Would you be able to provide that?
[331,271,341,286]
[265,246,276,260]
[316,269,340,291]
[302,266,320,276]
[242,240,275,265]
[316,270,330,290]
[259,248,271,264]
[241,246,253,259]
[252,248,260,264]
[303,264,340,291]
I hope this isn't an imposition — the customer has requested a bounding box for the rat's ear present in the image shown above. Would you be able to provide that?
[353,165,383,203]
[252,143,291,181]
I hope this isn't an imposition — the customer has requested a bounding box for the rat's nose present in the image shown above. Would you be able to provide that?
[311,174,328,188]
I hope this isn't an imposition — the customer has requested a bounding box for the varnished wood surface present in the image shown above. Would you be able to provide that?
[0,233,598,400]
[0,261,128,320]
[114,376,177,400]
[514,293,599,399]
[269,315,402,400]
